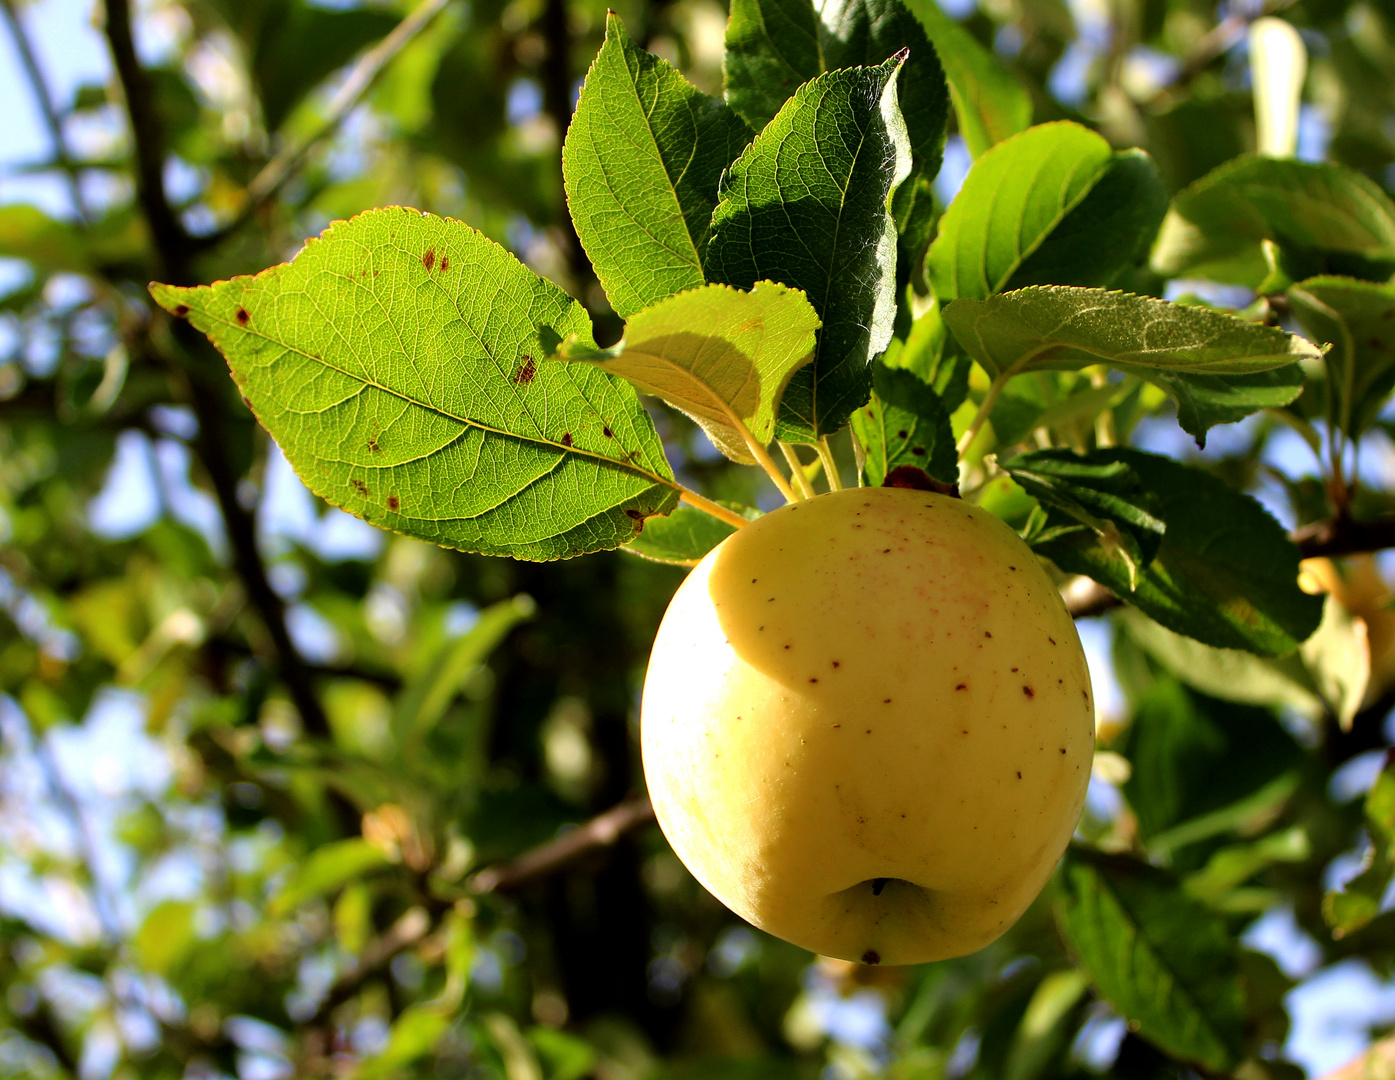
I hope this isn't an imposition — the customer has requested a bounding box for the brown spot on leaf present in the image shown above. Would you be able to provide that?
[603,426,614,438]
[439,254,449,272]
[897,430,909,439]
[236,307,249,325]
[423,248,436,271]
[513,357,536,384]
[367,438,380,452]
[351,479,368,496]
[561,432,573,447]
[387,495,399,511]
[173,304,189,317]
[910,446,926,456]
[625,509,646,521]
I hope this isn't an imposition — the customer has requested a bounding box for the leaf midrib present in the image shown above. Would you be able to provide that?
[199,304,679,493]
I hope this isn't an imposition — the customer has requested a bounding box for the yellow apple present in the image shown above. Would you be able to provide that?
[640,487,1094,965]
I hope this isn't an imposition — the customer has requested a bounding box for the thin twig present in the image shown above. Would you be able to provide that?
[679,488,750,530]
[306,907,434,1026]
[778,442,816,500]
[469,795,656,893]
[195,0,452,250]
[1144,0,1299,110]
[1,0,87,221]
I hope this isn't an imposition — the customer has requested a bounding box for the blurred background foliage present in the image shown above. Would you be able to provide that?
[5,0,1395,1077]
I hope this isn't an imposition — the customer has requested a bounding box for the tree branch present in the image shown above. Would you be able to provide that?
[468,794,656,893]
[306,906,433,1026]
[194,0,452,251]
[104,0,331,739]
[0,0,87,222]
[102,0,188,275]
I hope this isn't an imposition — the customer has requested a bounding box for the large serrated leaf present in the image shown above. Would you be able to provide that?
[705,57,911,440]
[1056,847,1245,1072]
[928,122,1114,302]
[723,0,823,132]
[1151,156,1395,286]
[1288,275,1395,440]
[941,286,1316,442]
[150,207,680,562]
[850,363,957,485]
[558,281,819,462]
[1032,450,1323,655]
[898,0,1031,158]
[563,14,752,320]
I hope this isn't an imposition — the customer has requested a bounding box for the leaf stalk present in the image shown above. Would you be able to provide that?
[778,442,816,500]
[679,489,751,530]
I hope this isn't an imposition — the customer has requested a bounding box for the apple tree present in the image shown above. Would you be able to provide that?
[3,0,1395,1077]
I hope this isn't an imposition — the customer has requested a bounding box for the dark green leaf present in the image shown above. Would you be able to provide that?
[1151,156,1395,286]
[1288,275,1395,440]
[899,0,1031,157]
[564,15,753,319]
[623,502,759,565]
[1118,678,1304,841]
[850,363,957,486]
[705,58,911,440]
[723,0,822,132]
[881,298,973,412]
[1145,366,1307,445]
[1004,448,1165,583]
[928,122,1114,302]
[1057,848,1245,1072]
[1004,149,1170,292]
[1033,450,1324,655]
[150,208,680,561]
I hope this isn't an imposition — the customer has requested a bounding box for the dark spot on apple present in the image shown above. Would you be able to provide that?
[1060,747,1067,754]
[236,307,249,325]
[871,878,888,896]
[1048,637,1056,645]
[832,660,840,668]
[1009,566,1017,571]
[883,698,891,703]
[1016,771,1022,779]
[833,724,840,728]
[956,683,967,691]
[387,495,399,511]
[422,247,436,270]
[1023,685,1035,698]
[809,677,818,683]
[862,950,880,965]
[173,304,189,317]
[1011,667,1018,672]
[513,357,536,384]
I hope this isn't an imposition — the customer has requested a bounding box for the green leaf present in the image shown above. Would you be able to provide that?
[393,594,536,746]
[850,363,958,486]
[564,14,752,319]
[133,900,198,976]
[941,286,1317,443]
[723,0,949,192]
[881,297,973,412]
[1299,594,1371,732]
[1032,450,1323,655]
[1117,678,1304,841]
[1151,157,1395,287]
[1003,149,1170,293]
[927,122,1114,302]
[1004,449,1165,587]
[271,838,390,916]
[623,502,759,566]
[1144,366,1307,446]
[559,281,820,461]
[1056,847,1246,1072]
[1184,827,1310,906]
[705,57,912,440]
[150,207,680,561]
[723,0,822,132]
[1116,607,1323,718]
[1288,275,1395,440]
[898,0,1031,158]
[0,205,88,273]
[1325,755,1395,937]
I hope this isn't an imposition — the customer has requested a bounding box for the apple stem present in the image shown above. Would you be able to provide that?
[734,424,801,503]
[679,488,750,530]
[778,442,816,500]
[817,437,843,491]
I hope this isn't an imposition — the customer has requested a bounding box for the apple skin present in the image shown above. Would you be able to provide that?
[640,487,1094,965]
